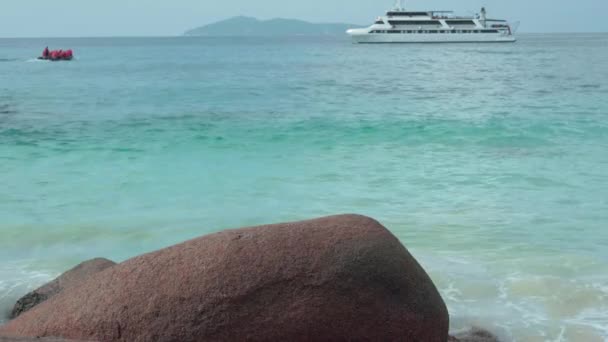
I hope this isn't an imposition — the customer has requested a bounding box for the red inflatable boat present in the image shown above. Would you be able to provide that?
[38,47,73,61]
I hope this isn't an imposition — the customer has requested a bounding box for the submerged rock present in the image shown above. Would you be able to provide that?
[10,258,116,319]
[449,327,501,342]
[0,215,448,342]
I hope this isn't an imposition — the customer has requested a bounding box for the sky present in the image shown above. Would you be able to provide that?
[0,0,606,37]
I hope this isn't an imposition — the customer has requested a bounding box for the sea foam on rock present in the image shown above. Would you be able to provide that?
[449,327,501,342]
[10,258,116,319]
[0,214,448,342]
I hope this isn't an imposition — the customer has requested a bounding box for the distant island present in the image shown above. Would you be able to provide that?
[184,16,361,36]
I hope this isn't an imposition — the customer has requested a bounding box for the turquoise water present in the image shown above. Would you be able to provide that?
[1,34,608,341]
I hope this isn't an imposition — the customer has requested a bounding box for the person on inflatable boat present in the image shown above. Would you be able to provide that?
[41,47,73,60]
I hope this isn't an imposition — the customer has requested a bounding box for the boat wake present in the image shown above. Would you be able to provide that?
[25,58,48,63]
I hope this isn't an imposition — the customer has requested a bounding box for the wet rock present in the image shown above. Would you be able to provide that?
[449,327,500,342]
[0,215,449,342]
[10,258,116,319]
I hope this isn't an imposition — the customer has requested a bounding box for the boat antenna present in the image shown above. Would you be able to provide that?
[394,0,405,11]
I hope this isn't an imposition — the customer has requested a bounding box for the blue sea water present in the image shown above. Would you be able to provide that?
[1,34,608,341]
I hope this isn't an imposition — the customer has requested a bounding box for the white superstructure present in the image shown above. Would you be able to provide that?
[347,1,517,43]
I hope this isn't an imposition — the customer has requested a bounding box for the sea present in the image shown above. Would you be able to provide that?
[1,34,607,341]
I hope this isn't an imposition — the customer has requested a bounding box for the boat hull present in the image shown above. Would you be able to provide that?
[38,56,73,61]
[348,32,516,44]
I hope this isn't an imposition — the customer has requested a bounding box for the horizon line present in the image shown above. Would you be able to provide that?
[1,32,608,39]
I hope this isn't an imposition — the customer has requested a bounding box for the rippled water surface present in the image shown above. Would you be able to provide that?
[1,34,608,341]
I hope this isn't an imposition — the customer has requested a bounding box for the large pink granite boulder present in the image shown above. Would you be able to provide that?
[0,215,448,341]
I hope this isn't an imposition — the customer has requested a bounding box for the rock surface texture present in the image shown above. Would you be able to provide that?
[0,337,88,342]
[10,258,116,319]
[0,215,448,342]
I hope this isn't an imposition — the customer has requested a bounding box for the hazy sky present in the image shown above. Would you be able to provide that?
[1,0,605,37]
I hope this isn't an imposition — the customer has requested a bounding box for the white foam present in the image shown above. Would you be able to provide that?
[0,261,56,323]
[565,308,608,338]
[441,281,463,303]
[555,326,567,342]
[428,250,608,341]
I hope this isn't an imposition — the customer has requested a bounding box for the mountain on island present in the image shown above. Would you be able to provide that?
[184,16,361,36]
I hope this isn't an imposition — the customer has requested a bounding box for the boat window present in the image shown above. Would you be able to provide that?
[387,11,429,17]
[388,20,441,26]
[445,20,476,26]
[375,21,384,24]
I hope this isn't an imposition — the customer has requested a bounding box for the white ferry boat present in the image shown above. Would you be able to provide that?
[347,1,517,43]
